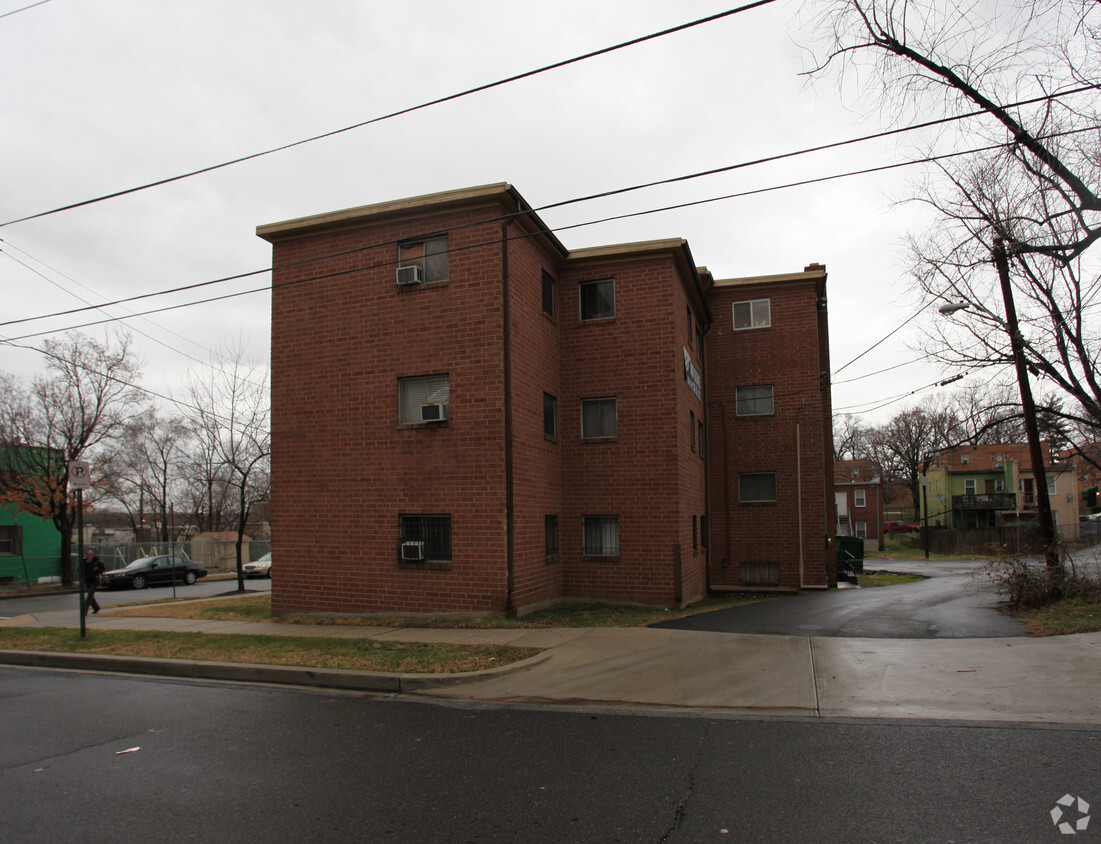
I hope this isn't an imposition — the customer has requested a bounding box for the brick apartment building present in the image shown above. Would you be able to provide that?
[258,183,835,616]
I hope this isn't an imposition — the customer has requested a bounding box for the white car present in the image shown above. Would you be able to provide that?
[243,552,272,578]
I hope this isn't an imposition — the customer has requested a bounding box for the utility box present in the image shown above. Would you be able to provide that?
[836,536,865,575]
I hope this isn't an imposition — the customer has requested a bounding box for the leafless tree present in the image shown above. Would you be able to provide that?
[807,0,1101,443]
[102,410,192,541]
[181,344,270,591]
[833,413,869,461]
[864,400,957,514]
[0,333,143,583]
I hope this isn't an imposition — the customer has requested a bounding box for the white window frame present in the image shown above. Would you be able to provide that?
[732,298,770,330]
[854,489,866,508]
[398,374,450,425]
[855,522,868,539]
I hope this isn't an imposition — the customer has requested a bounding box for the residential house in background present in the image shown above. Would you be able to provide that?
[834,459,883,551]
[0,444,64,585]
[259,183,835,616]
[920,442,1079,541]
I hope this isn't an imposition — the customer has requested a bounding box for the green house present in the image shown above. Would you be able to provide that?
[0,502,63,585]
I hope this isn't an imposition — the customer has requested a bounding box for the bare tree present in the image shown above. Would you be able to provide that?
[807,0,1101,440]
[864,400,957,515]
[833,413,869,461]
[0,333,142,584]
[102,409,192,541]
[181,344,270,591]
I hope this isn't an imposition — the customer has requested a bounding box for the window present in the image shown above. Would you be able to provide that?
[398,515,452,562]
[581,397,617,439]
[399,374,450,424]
[583,516,619,556]
[545,515,558,559]
[687,306,693,348]
[855,522,868,539]
[995,480,1005,492]
[854,489,866,508]
[398,235,448,283]
[0,525,21,555]
[543,393,557,438]
[690,410,696,452]
[739,472,777,502]
[961,453,970,464]
[542,270,555,317]
[736,385,774,416]
[1047,478,1057,495]
[732,298,770,330]
[580,278,615,320]
[964,478,976,495]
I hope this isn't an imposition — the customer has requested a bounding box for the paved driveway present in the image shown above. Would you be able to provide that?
[653,559,1026,638]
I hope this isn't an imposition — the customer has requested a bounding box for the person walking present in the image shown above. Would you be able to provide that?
[83,550,105,615]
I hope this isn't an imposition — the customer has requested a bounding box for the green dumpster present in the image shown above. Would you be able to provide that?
[836,536,864,576]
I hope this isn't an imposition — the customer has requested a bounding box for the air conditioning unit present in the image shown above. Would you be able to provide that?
[400,541,426,562]
[420,403,448,422]
[396,265,423,286]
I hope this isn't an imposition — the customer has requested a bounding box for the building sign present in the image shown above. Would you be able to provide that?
[683,348,702,401]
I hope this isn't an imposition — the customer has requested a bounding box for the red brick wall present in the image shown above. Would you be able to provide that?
[705,278,834,590]
[269,202,514,614]
[503,222,565,612]
[555,255,708,606]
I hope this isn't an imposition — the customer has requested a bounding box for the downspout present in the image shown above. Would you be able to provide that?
[795,402,805,589]
[700,319,712,592]
[502,221,515,613]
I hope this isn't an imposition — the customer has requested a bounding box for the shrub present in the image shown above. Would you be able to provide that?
[981,552,1101,609]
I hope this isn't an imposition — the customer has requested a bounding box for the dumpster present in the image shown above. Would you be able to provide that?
[836,536,864,578]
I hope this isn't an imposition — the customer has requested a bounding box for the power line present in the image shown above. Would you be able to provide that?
[0,1,776,228]
[0,0,51,21]
[7,116,1091,335]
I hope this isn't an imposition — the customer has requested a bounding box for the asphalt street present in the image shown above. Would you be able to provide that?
[653,559,1027,638]
[3,666,1097,843]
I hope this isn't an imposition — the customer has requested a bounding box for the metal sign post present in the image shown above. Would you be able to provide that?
[69,462,91,638]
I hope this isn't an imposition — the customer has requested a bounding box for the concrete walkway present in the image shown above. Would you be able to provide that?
[2,605,1100,724]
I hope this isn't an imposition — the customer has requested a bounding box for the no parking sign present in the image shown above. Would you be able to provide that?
[68,461,91,489]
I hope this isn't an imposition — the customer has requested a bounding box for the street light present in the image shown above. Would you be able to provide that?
[938,236,1060,569]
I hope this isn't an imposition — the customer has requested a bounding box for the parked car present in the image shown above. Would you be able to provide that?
[100,555,207,590]
[883,520,920,534]
[243,552,272,579]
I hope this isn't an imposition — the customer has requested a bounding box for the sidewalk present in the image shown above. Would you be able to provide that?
[2,606,1100,724]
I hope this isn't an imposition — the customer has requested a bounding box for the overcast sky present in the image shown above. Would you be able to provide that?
[1,0,960,426]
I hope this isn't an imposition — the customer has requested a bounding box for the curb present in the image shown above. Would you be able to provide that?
[0,647,553,693]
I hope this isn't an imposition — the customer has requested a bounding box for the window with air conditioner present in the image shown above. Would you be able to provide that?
[398,235,448,284]
[399,374,450,425]
[398,514,451,563]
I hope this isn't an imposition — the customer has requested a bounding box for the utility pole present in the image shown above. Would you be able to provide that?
[992,237,1059,569]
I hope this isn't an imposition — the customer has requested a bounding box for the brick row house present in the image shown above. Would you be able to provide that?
[833,459,885,552]
[258,183,836,616]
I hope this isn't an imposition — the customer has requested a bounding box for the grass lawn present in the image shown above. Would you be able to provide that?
[108,592,780,628]
[1013,595,1101,636]
[0,627,537,674]
[855,571,924,587]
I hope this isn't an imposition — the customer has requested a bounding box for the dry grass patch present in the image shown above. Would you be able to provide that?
[0,627,537,673]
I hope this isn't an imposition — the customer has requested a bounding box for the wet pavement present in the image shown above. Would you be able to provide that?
[652,558,1026,638]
